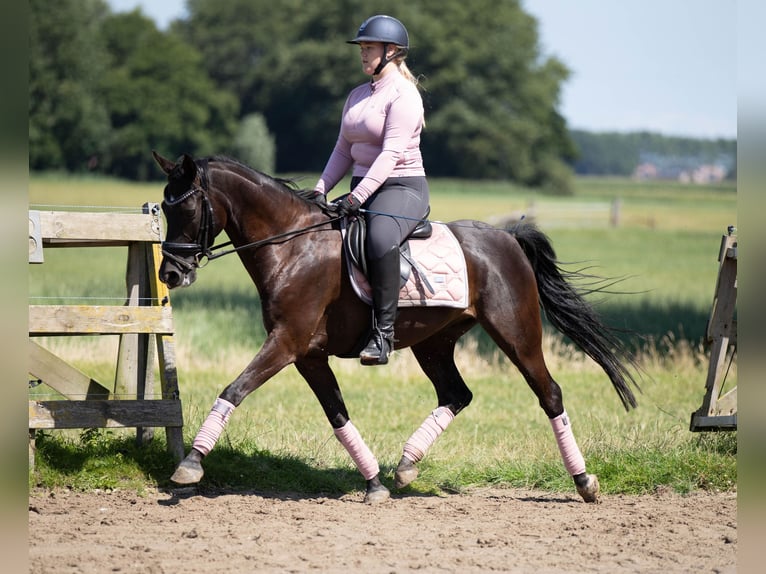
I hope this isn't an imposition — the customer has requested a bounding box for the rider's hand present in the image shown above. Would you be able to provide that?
[330,194,362,217]
[312,190,327,207]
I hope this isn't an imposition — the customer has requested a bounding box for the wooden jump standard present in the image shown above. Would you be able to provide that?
[28,203,184,466]
[690,226,737,432]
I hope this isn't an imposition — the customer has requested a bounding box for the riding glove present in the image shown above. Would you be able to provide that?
[311,190,327,207]
[331,194,362,217]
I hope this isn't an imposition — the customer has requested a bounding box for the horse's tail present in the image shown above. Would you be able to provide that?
[510,221,640,410]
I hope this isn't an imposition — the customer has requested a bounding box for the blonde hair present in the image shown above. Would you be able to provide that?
[395,58,425,126]
[397,59,418,87]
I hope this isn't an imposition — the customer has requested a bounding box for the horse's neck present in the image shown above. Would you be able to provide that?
[211,169,307,247]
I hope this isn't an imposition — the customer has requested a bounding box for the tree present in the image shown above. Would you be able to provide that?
[234,113,276,173]
[29,1,240,180]
[181,0,575,190]
[405,0,575,190]
[29,0,112,171]
[178,0,362,173]
[569,130,737,177]
[30,0,577,188]
[99,11,240,179]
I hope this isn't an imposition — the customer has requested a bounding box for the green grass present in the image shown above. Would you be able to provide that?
[28,173,737,498]
[30,354,737,496]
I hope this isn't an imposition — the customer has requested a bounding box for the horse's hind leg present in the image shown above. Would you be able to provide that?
[294,356,389,504]
[395,332,475,489]
[480,312,599,503]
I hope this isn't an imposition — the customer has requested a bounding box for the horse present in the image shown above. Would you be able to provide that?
[153,151,640,504]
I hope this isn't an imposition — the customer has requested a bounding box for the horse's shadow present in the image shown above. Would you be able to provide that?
[153,448,583,506]
[155,447,392,505]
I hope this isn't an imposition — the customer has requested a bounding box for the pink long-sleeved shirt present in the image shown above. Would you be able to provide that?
[314,70,425,203]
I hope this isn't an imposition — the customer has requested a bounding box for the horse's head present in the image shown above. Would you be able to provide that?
[153,151,220,289]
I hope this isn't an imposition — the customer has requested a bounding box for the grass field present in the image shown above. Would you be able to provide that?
[28,173,737,497]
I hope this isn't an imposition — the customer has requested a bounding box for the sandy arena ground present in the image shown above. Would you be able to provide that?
[28,485,736,573]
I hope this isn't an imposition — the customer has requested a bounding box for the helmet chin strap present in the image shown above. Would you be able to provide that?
[373,43,391,76]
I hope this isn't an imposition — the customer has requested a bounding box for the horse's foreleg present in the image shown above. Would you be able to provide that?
[399,337,474,489]
[170,337,292,485]
[170,397,235,484]
[294,357,389,504]
[334,420,389,504]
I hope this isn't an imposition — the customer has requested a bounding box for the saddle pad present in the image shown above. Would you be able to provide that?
[347,222,469,308]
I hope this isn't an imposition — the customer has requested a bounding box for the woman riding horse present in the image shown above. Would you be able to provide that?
[155,148,640,504]
[315,15,430,366]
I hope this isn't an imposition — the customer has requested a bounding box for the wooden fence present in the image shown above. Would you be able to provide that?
[28,203,184,466]
[487,199,622,229]
[690,227,737,431]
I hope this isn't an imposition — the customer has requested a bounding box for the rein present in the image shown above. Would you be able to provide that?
[203,218,340,263]
[162,163,342,269]
[162,161,510,272]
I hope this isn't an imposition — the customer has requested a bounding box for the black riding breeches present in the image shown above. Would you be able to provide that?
[350,176,430,260]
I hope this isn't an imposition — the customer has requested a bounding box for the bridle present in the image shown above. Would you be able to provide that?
[161,159,218,272]
[161,159,341,272]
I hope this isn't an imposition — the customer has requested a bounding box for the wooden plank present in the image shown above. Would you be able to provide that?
[29,211,44,263]
[707,261,737,341]
[29,399,184,429]
[713,387,737,417]
[36,210,161,243]
[116,243,149,397]
[29,305,174,335]
[28,340,111,400]
[147,241,185,461]
[706,234,737,341]
[691,232,737,432]
[28,205,186,454]
[690,413,737,431]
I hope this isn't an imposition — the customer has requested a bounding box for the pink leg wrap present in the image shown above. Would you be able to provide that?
[402,406,455,463]
[192,398,236,456]
[334,421,380,480]
[550,410,586,476]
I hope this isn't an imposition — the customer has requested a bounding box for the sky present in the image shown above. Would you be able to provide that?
[107,0,738,140]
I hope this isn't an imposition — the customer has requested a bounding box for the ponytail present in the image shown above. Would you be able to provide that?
[396,59,426,127]
[397,60,419,87]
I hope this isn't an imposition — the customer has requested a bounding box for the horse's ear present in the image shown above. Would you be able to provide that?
[181,153,197,179]
[152,150,176,175]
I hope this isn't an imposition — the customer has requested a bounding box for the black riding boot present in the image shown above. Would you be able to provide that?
[360,246,400,365]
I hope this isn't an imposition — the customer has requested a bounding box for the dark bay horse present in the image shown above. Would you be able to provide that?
[153,151,640,503]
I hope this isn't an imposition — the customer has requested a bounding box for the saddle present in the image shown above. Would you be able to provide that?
[338,208,469,358]
[343,208,433,289]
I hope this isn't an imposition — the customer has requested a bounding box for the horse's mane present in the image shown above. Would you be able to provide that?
[205,155,321,206]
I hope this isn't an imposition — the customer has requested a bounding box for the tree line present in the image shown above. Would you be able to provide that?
[570,130,735,179]
[29,0,735,191]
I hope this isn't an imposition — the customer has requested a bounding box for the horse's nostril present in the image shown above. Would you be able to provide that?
[161,269,181,288]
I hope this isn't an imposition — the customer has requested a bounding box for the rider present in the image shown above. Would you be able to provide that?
[315,14,430,366]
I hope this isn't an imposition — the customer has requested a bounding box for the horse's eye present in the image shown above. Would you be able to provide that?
[180,200,197,215]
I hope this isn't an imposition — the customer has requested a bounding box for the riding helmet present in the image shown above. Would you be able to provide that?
[348,15,409,49]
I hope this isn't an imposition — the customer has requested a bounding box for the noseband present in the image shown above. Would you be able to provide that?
[161,161,217,271]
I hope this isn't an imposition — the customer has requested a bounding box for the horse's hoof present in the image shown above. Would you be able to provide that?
[364,484,390,504]
[170,458,204,485]
[394,457,418,489]
[576,473,600,503]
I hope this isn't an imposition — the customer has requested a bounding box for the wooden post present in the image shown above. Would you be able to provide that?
[610,198,622,227]
[690,228,737,431]
[28,203,184,468]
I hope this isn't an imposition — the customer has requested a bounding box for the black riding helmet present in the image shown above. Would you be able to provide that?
[348,15,409,75]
